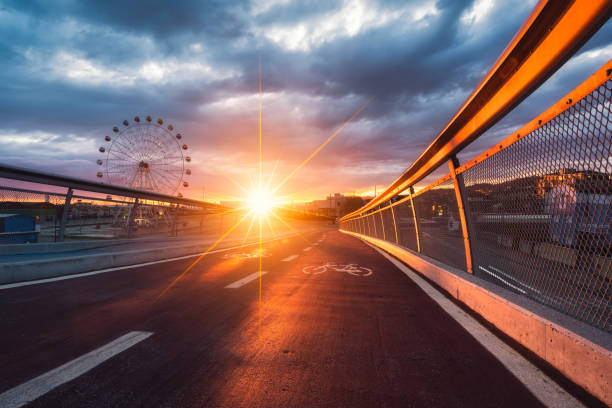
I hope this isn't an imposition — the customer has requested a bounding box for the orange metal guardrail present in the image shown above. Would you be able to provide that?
[342,0,612,221]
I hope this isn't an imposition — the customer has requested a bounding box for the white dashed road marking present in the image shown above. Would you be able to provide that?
[225,271,268,289]
[282,255,298,262]
[0,331,153,408]
[303,247,312,251]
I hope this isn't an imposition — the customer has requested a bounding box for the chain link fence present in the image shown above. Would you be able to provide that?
[0,182,224,242]
[460,79,612,331]
[341,74,611,332]
[413,177,467,272]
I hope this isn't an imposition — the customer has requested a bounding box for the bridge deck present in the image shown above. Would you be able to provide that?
[0,230,553,407]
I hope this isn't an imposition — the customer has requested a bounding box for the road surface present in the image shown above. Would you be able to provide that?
[0,230,564,407]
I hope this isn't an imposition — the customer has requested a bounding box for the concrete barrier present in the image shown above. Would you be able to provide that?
[0,231,306,285]
[0,240,127,256]
[341,229,612,406]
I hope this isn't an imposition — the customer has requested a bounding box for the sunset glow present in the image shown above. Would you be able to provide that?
[247,187,277,216]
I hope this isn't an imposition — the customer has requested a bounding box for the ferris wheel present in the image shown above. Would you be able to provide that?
[96,116,191,196]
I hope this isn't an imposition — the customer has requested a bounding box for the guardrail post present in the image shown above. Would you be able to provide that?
[199,210,205,234]
[171,205,179,237]
[408,187,421,253]
[58,188,73,242]
[390,203,399,244]
[126,198,139,238]
[449,156,474,274]
[371,211,377,237]
[379,207,386,241]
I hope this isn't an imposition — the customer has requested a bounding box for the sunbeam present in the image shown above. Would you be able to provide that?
[265,159,280,192]
[258,55,263,189]
[155,210,252,300]
[195,62,371,330]
[272,98,372,195]
[264,212,278,239]
[269,209,313,245]
[241,211,258,244]
[212,167,251,197]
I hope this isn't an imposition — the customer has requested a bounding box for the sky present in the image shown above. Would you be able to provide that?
[0,0,610,202]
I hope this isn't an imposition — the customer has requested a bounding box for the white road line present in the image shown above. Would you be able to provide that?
[0,331,153,408]
[488,265,541,294]
[282,255,298,262]
[225,271,268,289]
[312,243,319,246]
[478,266,527,295]
[303,247,312,251]
[0,235,297,290]
[366,243,583,408]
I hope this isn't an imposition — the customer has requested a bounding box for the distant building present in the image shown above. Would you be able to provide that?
[296,193,365,218]
[220,201,245,209]
[537,168,612,197]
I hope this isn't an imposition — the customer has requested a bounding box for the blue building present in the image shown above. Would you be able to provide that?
[0,214,38,244]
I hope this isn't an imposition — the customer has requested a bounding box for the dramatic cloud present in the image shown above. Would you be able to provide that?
[0,0,610,201]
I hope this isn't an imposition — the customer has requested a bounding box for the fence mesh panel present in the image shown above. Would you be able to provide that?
[394,198,419,252]
[461,79,612,331]
[0,183,216,241]
[0,186,66,243]
[382,205,396,244]
[371,211,380,240]
[413,178,467,271]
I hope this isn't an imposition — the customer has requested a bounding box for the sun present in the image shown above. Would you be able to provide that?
[247,187,277,216]
[156,61,368,303]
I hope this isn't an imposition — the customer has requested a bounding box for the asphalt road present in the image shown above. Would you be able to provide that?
[0,229,549,407]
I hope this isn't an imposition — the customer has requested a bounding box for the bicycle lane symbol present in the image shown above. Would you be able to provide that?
[302,263,373,277]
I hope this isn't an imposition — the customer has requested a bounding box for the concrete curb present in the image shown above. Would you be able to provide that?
[0,243,210,284]
[0,240,129,256]
[0,231,304,284]
[341,230,612,406]
[0,236,216,256]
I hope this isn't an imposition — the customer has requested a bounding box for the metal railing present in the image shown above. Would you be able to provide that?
[0,164,334,243]
[0,164,225,242]
[340,1,612,332]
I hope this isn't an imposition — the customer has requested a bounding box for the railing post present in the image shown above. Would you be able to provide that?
[127,198,139,238]
[449,156,474,274]
[58,188,73,242]
[408,187,421,253]
[390,202,399,244]
[379,208,386,241]
[171,205,179,237]
[371,211,377,237]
